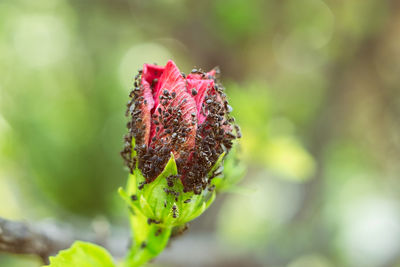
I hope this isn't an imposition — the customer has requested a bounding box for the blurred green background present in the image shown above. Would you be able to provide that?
[1,0,400,266]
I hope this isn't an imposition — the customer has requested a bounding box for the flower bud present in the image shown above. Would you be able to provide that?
[120,61,240,228]
[121,60,240,196]
[119,61,241,265]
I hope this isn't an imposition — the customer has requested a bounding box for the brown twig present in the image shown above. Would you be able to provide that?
[0,217,75,264]
[0,216,128,264]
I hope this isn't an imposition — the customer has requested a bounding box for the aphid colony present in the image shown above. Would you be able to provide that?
[121,63,240,194]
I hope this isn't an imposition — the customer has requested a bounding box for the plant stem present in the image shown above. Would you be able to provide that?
[124,210,172,267]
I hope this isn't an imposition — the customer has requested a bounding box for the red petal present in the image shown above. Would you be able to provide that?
[150,60,197,155]
[141,64,165,108]
[186,78,214,124]
[140,64,165,145]
[142,64,164,83]
[186,67,220,124]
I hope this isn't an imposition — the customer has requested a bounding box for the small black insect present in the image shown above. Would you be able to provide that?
[172,204,178,218]
[155,228,162,236]
[130,194,138,201]
[138,181,146,190]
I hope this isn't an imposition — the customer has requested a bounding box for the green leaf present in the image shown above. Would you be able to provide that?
[208,151,226,177]
[143,153,181,221]
[212,143,246,191]
[44,241,115,267]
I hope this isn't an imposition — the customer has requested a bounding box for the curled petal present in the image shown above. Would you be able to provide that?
[140,64,164,145]
[186,78,214,125]
[150,60,197,158]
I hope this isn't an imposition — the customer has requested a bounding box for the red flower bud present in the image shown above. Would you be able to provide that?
[122,60,239,193]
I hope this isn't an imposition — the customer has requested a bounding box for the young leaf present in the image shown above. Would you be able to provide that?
[44,241,115,267]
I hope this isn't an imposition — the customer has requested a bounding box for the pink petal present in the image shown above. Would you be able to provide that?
[141,64,165,107]
[186,78,214,124]
[149,60,197,155]
[140,64,164,145]
[185,67,220,124]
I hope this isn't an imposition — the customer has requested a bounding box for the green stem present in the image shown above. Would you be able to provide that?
[124,210,172,267]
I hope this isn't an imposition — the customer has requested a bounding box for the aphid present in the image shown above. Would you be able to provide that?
[155,228,162,236]
[147,218,161,225]
[171,92,176,98]
[191,88,198,96]
[164,200,167,208]
[227,132,236,138]
[130,194,138,201]
[163,89,169,96]
[172,204,178,218]
[138,181,146,190]
[140,241,147,249]
[208,184,216,192]
[234,125,242,138]
[184,198,191,203]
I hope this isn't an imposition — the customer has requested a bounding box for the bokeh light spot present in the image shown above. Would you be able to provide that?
[12,14,70,68]
[118,43,172,90]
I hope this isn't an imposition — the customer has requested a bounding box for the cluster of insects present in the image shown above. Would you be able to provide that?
[121,64,240,195]
[180,81,238,193]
